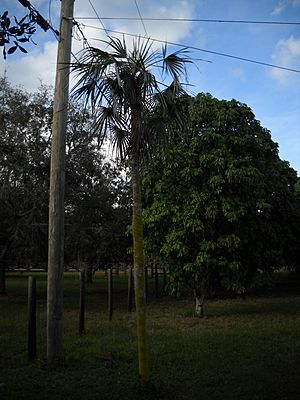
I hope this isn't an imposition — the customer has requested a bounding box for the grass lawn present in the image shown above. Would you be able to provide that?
[0,271,300,400]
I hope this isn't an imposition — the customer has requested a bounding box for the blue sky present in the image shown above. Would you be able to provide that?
[1,0,300,174]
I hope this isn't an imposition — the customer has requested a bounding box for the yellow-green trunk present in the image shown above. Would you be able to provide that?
[132,160,149,381]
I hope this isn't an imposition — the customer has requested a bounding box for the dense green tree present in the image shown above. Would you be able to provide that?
[0,79,51,292]
[64,103,131,277]
[143,93,300,315]
[0,79,130,292]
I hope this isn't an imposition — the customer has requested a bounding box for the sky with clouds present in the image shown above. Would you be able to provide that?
[1,0,300,174]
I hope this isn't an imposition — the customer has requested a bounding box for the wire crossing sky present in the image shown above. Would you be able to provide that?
[75,16,300,25]
[1,0,300,174]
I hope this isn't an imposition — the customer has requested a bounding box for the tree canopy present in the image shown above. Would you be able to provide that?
[0,78,131,292]
[143,93,300,314]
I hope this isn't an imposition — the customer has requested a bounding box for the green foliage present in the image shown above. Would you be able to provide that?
[0,2,53,59]
[143,93,300,300]
[0,79,52,269]
[71,36,191,163]
[0,79,131,275]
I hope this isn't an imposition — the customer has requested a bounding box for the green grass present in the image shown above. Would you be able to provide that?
[1,272,300,400]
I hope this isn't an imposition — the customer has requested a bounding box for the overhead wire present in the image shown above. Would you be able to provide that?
[76,24,300,74]
[74,16,300,26]
[72,20,90,48]
[133,0,148,37]
[88,0,110,36]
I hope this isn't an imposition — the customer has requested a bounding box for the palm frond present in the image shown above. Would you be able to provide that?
[70,36,192,162]
[111,125,131,161]
[106,36,128,59]
[162,46,191,82]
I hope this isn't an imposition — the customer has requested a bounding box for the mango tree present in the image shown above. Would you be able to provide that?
[143,93,300,316]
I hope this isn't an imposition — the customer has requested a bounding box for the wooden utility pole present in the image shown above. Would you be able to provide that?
[47,0,74,362]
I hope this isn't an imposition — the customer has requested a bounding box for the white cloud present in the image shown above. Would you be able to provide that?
[0,0,195,92]
[74,0,195,43]
[272,0,287,15]
[0,41,58,91]
[230,67,246,81]
[271,0,300,15]
[269,35,300,85]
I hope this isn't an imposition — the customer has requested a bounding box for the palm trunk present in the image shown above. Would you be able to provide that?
[131,158,149,381]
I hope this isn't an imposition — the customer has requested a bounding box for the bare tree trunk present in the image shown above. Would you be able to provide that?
[79,271,85,335]
[108,268,113,320]
[145,266,148,304]
[0,261,6,295]
[127,266,134,312]
[0,241,13,294]
[195,296,204,318]
[194,281,205,317]
[163,268,167,293]
[85,266,93,284]
[47,0,74,362]
[132,159,149,381]
[28,276,37,361]
[154,265,159,298]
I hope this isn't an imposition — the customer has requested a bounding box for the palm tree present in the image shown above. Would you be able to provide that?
[71,36,190,380]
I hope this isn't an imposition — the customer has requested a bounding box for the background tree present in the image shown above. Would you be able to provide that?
[71,36,190,379]
[0,78,51,293]
[143,93,300,316]
[64,103,131,278]
[0,79,130,293]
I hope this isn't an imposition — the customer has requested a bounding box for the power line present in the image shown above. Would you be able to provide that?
[133,0,148,37]
[74,16,300,26]
[88,0,109,36]
[80,24,300,74]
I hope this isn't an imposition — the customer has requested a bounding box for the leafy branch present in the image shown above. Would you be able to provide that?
[0,0,59,59]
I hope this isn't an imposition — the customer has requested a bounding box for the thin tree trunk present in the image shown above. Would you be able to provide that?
[163,268,167,293]
[154,264,159,298]
[127,266,134,312]
[131,159,149,381]
[28,276,37,361]
[195,281,205,317]
[0,242,12,294]
[108,268,113,320]
[47,0,74,362]
[145,266,148,304]
[195,296,204,318]
[79,271,85,335]
[85,266,93,284]
[0,261,6,295]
